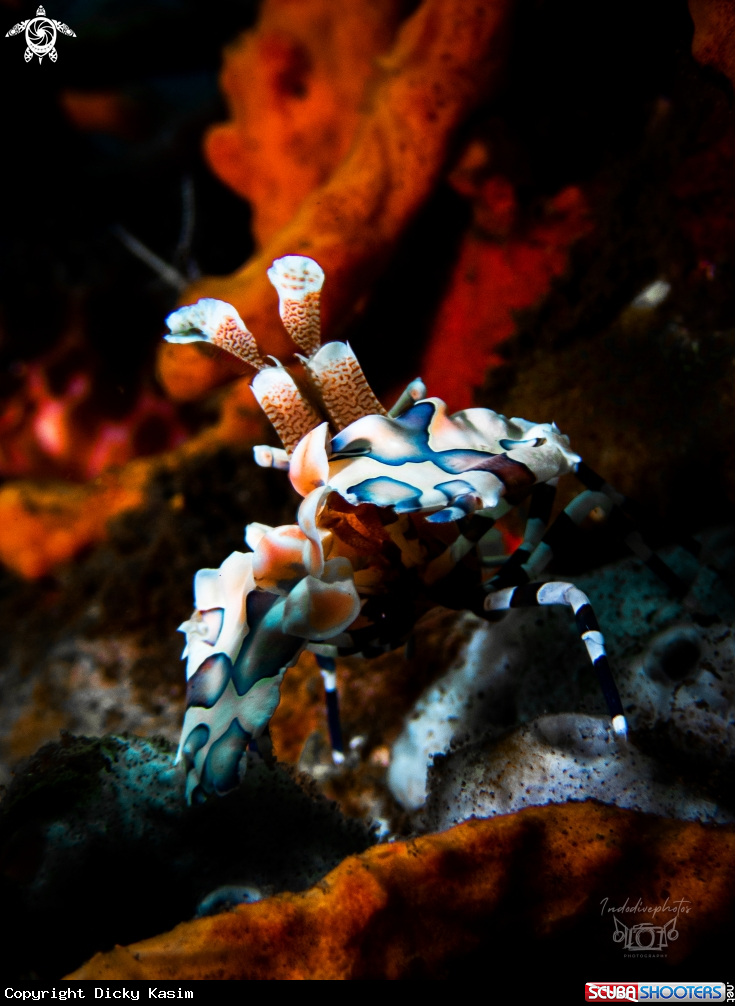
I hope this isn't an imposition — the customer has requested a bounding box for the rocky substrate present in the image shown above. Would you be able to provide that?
[388,527,735,820]
[68,801,735,981]
[0,734,372,980]
[3,528,735,978]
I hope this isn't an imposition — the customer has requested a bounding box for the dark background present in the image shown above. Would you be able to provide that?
[1,0,727,432]
[0,0,258,425]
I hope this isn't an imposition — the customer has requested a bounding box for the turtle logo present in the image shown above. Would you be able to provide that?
[5,5,76,63]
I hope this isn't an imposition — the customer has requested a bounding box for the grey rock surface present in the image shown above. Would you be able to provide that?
[388,528,735,812]
[423,713,734,832]
[0,732,373,980]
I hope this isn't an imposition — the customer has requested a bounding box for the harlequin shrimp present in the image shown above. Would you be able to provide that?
[166,256,697,804]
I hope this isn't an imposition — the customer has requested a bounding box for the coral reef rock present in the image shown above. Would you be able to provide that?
[69,801,735,979]
[388,529,735,810]
[423,713,733,834]
[0,382,268,580]
[204,0,405,247]
[0,635,183,787]
[0,732,372,980]
[628,621,735,765]
[160,0,513,398]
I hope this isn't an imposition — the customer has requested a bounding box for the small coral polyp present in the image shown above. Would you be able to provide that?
[167,255,640,803]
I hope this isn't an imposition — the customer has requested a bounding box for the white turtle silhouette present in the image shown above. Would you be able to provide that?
[5,5,75,63]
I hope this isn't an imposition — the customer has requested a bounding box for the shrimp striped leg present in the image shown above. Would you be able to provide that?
[520,489,614,580]
[315,653,345,764]
[488,483,611,589]
[490,482,689,598]
[424,510,499,586]
[487,480,558,588]
[483,580,628,739]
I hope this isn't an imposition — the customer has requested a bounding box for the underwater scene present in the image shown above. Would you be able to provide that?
[1,0,735,991]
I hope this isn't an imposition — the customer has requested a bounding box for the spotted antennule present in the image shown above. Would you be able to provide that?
[165,298,265,372]
[267,255,324,358]
[167,255,626,803]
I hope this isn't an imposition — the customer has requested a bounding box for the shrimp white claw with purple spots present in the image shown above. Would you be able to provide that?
[166,255,700,802]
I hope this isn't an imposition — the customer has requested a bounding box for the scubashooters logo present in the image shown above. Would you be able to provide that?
[5,6,75,63]
[585,984,726,1002]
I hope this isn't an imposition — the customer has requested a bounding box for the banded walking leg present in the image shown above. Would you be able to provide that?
[484,580,627,738]
[424,510,499,586]
[315,653,345,764]
[520,489,614,581]
[487,485,610,590]
[487,480,558,589]
[505,484,688,597]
